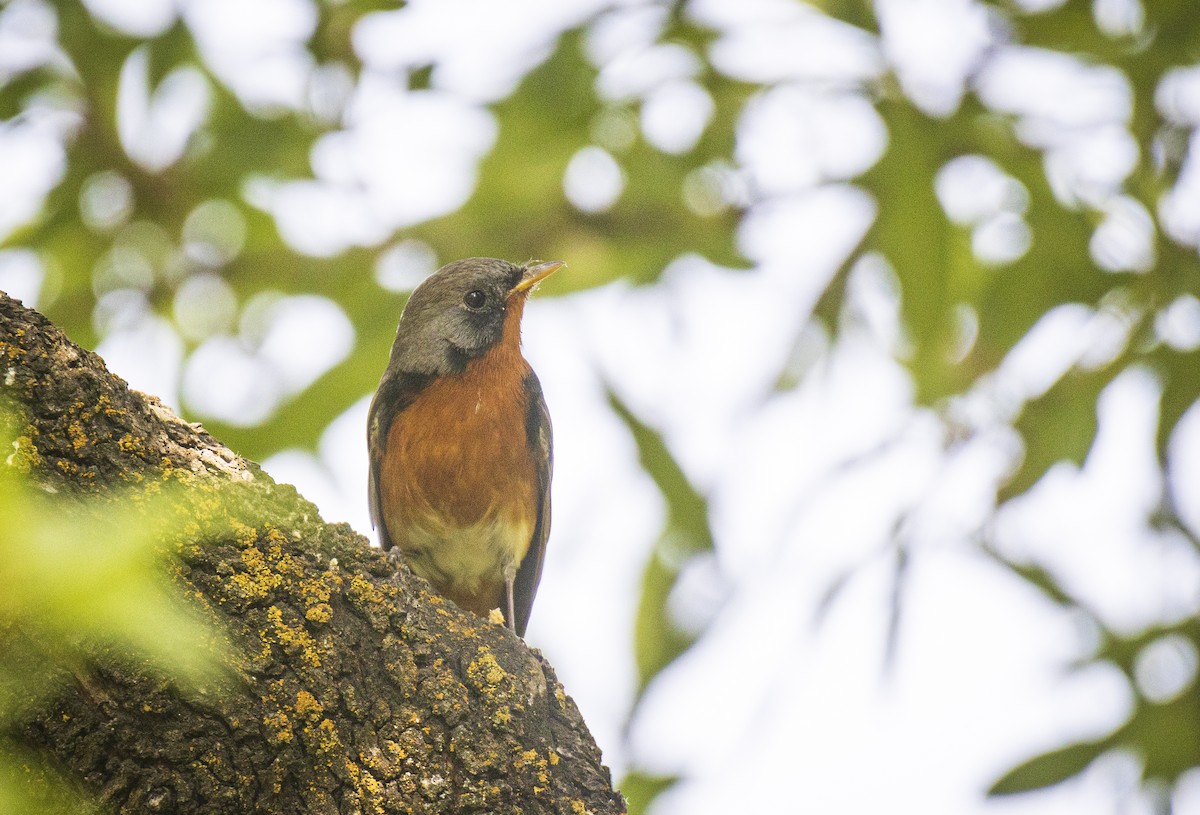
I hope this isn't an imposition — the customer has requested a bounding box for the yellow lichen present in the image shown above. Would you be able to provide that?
[466,649,507,691]
[344,759,386,815]
[513,747,551,786]
[305,602,333,624]
[263,709,293,743]
[347,573,387,607]
[230,519,259,548]
[294,690,324,720]
[309,718,341,755]
[266,605,321,668]
[227,545,285,603]
[383,739,408,762]
[6,435,42,471]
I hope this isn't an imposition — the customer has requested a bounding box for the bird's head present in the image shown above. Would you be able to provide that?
[387,257,565,375]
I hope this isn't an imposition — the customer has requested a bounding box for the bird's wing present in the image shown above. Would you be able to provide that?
[513,371,553,637]
[367,370,430,551]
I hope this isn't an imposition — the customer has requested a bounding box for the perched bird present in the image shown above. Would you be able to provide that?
[367,257,562,637]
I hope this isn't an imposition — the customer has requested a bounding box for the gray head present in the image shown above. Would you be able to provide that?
[385,257,565,376]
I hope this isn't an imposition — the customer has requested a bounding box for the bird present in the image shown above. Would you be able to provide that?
[366,257,562,637]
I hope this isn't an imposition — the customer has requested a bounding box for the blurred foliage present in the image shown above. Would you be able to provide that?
[987,548,1200,799]
[618,769,680,815]
[0,419,230,811]
[3,0,1200,811]
[607,390,712,699]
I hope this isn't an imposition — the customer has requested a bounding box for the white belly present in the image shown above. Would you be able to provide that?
[401,512,533,595]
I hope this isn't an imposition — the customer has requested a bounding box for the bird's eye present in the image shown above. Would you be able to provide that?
[463,289,487,310]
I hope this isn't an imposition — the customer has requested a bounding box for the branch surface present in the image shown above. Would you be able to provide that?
[0,293,625,815]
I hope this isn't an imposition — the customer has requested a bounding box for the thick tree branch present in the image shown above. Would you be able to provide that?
[0,293,625,815]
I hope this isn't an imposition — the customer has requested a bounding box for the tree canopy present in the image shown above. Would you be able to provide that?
[3,0,1200,812]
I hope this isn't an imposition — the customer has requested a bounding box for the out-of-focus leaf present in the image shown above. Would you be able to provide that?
[859,97,977,402]
[312,1,398,66]
[1002,0,1121,59]
[966,185,1093,370]
[1148,243,1200,463]
[993,617,1200,796]
[0,746,98,815]
[10,3,334,349]
[607,390,712,695]
[205,295,399,460]
[632,549,694,696]
[0,411,242,809]
[988,738,1111,796]
[145,20,194,88]
[806,0,878,32]
[0,455,232,698]
[1124,676,1200,783]
[1156,343,1200,463]
[841,82,1128,406]
[0,66,63,119]
[619,770,678,815]
[411,28,748,291]
[981,549,1084,611]
[999,365,1117,501]
[1124,705,1198,788]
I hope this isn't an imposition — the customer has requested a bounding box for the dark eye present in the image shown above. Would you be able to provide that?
[463,289,487,310]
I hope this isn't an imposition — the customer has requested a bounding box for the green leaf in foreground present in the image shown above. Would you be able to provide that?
[0,418,239,728]
[0,418,241,811]
[619,770,679,815]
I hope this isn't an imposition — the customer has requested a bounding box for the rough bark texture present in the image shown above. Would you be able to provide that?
[0,292,625,815]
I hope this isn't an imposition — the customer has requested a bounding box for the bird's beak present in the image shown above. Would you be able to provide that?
[511,260,566,296]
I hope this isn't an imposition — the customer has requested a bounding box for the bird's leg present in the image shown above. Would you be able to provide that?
[505,576,517,634]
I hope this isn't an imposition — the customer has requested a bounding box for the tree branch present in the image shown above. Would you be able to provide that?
[0,293,625,815]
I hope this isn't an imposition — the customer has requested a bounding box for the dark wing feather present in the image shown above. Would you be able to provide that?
[367,370,431,551]
[512,372,553,636]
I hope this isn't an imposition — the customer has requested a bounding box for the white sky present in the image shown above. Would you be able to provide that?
[3,0,1200,813]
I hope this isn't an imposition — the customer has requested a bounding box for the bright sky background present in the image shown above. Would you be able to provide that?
[3,0,1200,813]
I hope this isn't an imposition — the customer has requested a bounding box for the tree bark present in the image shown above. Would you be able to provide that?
[0,292,625,815]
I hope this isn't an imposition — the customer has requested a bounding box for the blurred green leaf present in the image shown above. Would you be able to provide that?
[0,408,240,808]
[859,97,975,402]
[0,66,61,119]
[989,738,1111,796]
[999,366,1115,501]
[0,745,98,815]
[145,20,194,89]
[983,581,1200,797]
[0,420,232,703]
[1125,684,1200,783]
[607,389,712,696]
[1151,320,1200,466]
[411,28,748,290]
[982,549,1086,611]
[807,0,878,32]
[619,770,678,815]
[1004,0,1120,58]
[991,618,1200,796]
[311,2,399,66]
